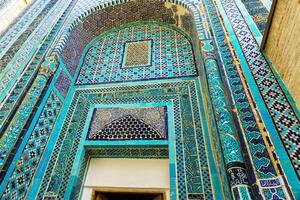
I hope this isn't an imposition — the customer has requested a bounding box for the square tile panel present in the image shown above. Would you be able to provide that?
[123,40,152,68]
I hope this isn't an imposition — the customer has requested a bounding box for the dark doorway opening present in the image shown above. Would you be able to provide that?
[95,191,165,200]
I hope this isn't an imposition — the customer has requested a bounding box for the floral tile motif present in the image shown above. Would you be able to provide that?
[38,81,214,199]
[87,107,168,140]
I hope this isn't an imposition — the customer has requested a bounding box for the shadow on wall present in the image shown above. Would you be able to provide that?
[59,0,198,77]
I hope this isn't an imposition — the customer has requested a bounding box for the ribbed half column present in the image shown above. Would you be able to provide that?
[201,39,252,199]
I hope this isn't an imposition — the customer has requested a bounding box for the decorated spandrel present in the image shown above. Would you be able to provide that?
[0,0,298,199]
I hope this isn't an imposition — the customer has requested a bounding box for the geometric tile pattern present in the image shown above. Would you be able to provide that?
[0,56,58,176]
[0,75,48,173]
[0,0,73,99]
[1,92,61,200]
[0,0,75,136]
[87,107,167,140]
[220,0,300,180]
[76,23,197,85]
[86,147,169,159]
[60,1,196,78]
[38,81,214,199]
[123,40,152,68]
[240,0,269,34]
[202,0,277,180]
[0,0,48,55]
[90,115,164,140]
[0,0,297,199]
[54,70,72,99]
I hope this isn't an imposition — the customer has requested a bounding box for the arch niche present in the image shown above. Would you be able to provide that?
[40,1,228,200]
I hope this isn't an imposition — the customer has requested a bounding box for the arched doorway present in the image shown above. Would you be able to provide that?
[45,21,217,199]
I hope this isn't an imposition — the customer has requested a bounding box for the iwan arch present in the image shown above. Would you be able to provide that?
[0,0,299,199]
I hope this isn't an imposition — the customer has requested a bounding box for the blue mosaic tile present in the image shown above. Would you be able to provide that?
[0,56,59,179]
[76,23,197,85]
[0,0,49,55]
[54,70,71,99]
[0,0,73,99]
[219,0,300,180]
[1,92,62,199]
[0,0,297,199]
[202,0,277,180]
[0,0,76,134]
[37,81,215,199]
[59,1,196,78]
[240,0,269,34]
[0,0,59,74]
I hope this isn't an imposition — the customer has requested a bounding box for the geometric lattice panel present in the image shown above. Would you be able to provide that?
[123,40,152,68]
[90,115,164,140]
[54,70,72,99]
[87,148,169,159]
[87,107,168,140]
[1,92,62,199]
[76,23,197,85]
[38,81,214,199]
[220,0,300,180]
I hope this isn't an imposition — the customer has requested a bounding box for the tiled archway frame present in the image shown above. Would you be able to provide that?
[52,0,204,54]
[41,145,169,199]
[69,102,171,199]
[11,0,297,198]
[54,0,200,80]
[48,0,297,197]
[35,80,219,199]
[50,0,298,186]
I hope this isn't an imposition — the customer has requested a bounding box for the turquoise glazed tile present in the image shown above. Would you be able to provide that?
[76,23,197,85]
[0,0,299,199]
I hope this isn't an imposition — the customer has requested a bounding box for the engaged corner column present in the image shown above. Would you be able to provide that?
[200,39,252,200]
[0,55,59,175]
[38,55,60,79]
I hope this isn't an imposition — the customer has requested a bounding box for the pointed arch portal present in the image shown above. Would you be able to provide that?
[0,0,299,200]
